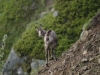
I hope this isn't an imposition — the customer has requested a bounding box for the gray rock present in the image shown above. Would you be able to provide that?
[40,12,48,18]
[53,11,58,17]
[62,59,66,64]
[98,59,100,64]
[71,65,77,70]
[59,72,64,75]
[80,30,88,42]
[99,47,100,54]
[81,66,88,71]
[82,69,91,75]
[31,58,45,69]
[17,67,24,75]
[89,58,94,62]
[37,60,45,66]
[2,47,45,75]
[81,58,88,63]
[51,8,55,12]
[31,59,39,69]
[48,70,53,75]
[2,47,21,75]
[31,62,38,69]
[83,50,87,55]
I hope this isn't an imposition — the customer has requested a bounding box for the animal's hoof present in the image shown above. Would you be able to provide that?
[46,63,48,67]
[55,58,57,61]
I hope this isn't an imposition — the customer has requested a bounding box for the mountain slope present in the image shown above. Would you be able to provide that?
[14,0,100,60]
[38,12,100,75]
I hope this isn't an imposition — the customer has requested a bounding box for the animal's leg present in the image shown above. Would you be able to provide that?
[48,49,54,60]
[49,49,53,60]
[51,47,57,61]
[48,49,51,61]
[45,45,49,67]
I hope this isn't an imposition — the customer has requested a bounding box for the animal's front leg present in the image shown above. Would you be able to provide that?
[44,44,49,67]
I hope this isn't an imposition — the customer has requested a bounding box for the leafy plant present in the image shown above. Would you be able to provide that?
[0,34,7,70]
[0,0,47,59]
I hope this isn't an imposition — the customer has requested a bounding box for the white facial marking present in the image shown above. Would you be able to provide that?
[39,31,41,37]
[39,30,43,37]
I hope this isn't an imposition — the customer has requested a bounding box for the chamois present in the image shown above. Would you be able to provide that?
[35,25,58,66]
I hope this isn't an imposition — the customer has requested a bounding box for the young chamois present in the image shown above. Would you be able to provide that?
[35,25,58,66]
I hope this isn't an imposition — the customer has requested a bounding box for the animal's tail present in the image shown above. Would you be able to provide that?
[46,30,52,41]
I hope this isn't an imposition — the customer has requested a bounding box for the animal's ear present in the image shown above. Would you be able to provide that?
[35,26,39,31]
[40,24,42,29]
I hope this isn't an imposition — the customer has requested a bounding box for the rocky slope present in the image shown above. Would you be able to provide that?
[38,12,100,75]
[2,47,45,75]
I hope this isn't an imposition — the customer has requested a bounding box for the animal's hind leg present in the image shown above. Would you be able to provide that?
[48,49,51,61]
[51,47,57,61]
[48,49,53,60]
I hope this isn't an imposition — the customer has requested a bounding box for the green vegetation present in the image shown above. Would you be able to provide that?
[31,69,38,75]
[0,34,7,70]
[14,0,100,60]
[0,0,46,58]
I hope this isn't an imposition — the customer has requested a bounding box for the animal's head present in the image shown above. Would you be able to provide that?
[35,24,44,37]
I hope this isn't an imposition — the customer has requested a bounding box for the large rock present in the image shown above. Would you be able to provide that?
[82,69,92,75]
[2,47,21,75]
[2,47,45,75]
[80,30,88,42]
[31,59,45,69]
[53,11,58,17]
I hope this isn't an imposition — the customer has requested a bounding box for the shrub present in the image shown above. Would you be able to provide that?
[0,34,7,70]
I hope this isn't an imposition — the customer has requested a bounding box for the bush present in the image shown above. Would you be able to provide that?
[0,34,7,70]
[0,0,46,58]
